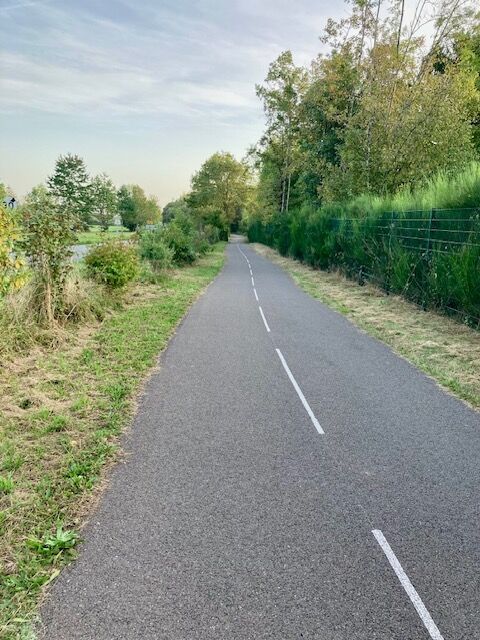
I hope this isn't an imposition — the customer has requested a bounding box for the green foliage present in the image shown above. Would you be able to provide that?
[0,184,26,295]
[90,173,118,230]
[188,152,252,238]
[161,220,197,265]
[117,184,161,231]
[0,474,14,494]
[21,186,76,325]
[162,197,190,224]
[47,154,93,229]
[85,241,139,288]
[27,526,78,559]
[248,164,480,322]
[138,229,174,271]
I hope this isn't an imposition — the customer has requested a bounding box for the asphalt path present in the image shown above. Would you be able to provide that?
[39,239,480,639]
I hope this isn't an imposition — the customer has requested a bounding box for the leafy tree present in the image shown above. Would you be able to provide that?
[162,197,190,224]
[255,51,308,213]
[117,184,161,231]
[47,154,93,229]
[188,152,252,238]
[91,174,118,230]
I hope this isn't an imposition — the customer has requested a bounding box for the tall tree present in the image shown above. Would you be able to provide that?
[188,152,251,238]
[256,51,308,214]
[47,154,93,229]
[91,174,118,230]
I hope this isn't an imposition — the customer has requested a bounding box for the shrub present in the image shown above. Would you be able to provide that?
[162,222,197,265]
[0,206,25,295]
[85,241,139,288]
[138,229,174,271]
[21,186,76,325]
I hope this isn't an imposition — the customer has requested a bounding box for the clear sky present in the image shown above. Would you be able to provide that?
[0,0,350,205]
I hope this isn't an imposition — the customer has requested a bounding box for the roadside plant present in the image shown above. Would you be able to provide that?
[85,241,139,288]
[27,526,78,560]
[162,221,197,265]
[0,203,26,295]
[138,229,174,271]
[21,186,76,325]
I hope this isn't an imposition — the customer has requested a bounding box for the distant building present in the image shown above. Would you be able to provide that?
[3,196,17,209]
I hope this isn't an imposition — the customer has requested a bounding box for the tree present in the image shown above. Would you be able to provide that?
[188,152,252,238]
[117,184,161,231]
[256,51,308,214]
[162,197,190,224]
[47,154,93,229]
[91,174,118,230]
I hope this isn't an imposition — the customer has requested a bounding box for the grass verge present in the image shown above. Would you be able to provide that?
[0,243,225,639]
[251,243,480,409]
[76,225,134,245]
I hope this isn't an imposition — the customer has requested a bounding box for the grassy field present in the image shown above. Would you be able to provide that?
[252,243,480,410]
[0,244,225,639]
[76,225,134,245]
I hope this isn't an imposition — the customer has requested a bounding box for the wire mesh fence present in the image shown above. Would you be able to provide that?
[330,208,480,326]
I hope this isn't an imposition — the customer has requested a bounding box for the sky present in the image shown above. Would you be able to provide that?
[0,0,352,205]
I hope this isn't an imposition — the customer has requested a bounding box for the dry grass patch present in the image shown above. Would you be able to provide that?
[252,243,480,409]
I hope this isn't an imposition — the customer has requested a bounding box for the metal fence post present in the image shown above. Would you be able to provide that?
[422,208,435,310]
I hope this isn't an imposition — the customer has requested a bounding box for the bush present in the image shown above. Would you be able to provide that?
[21,186,76,325]
[138,229,174,271]
[85,241,139,288]
[162,222,197,265]
[0,206,25,295]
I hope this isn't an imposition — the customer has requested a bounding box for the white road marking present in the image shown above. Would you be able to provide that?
[249,268,253,276]
[258,306,271,332]
[237,245,250,266]
[253,288,259,301]
[275,349,324,435]
[251,276,255,287]
[372,530,444,640]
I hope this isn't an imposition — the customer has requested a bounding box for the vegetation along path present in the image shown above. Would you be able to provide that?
[39,239,480,639]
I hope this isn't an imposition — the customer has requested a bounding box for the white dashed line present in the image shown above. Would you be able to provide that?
[253,288,259,301]
[275,349,324,435]
[372,530,444,640]
[258,306,271,332]
[251,276,255,287]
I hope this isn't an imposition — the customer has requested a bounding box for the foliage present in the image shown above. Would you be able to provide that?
[188,152,252,238]
[248,163,480,322]
[85,241,139,288]
[161,219,197,265]
[21,186,76,325]
[162,197,190,224]
[90,173,118,230]
[47,154,93,229]
[0,184,26,295]
[138,229,174,271]
[117,184,161,231]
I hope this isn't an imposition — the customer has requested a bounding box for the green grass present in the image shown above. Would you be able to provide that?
[75,225,134,245]
[0,243,225,639]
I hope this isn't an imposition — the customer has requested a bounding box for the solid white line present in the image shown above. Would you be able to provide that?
[251,276,255,287]
[372,530,444,640]
[275,349,324,435]
[258,306,271,332]
[249,268,253,276]
[253,288,259,301]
